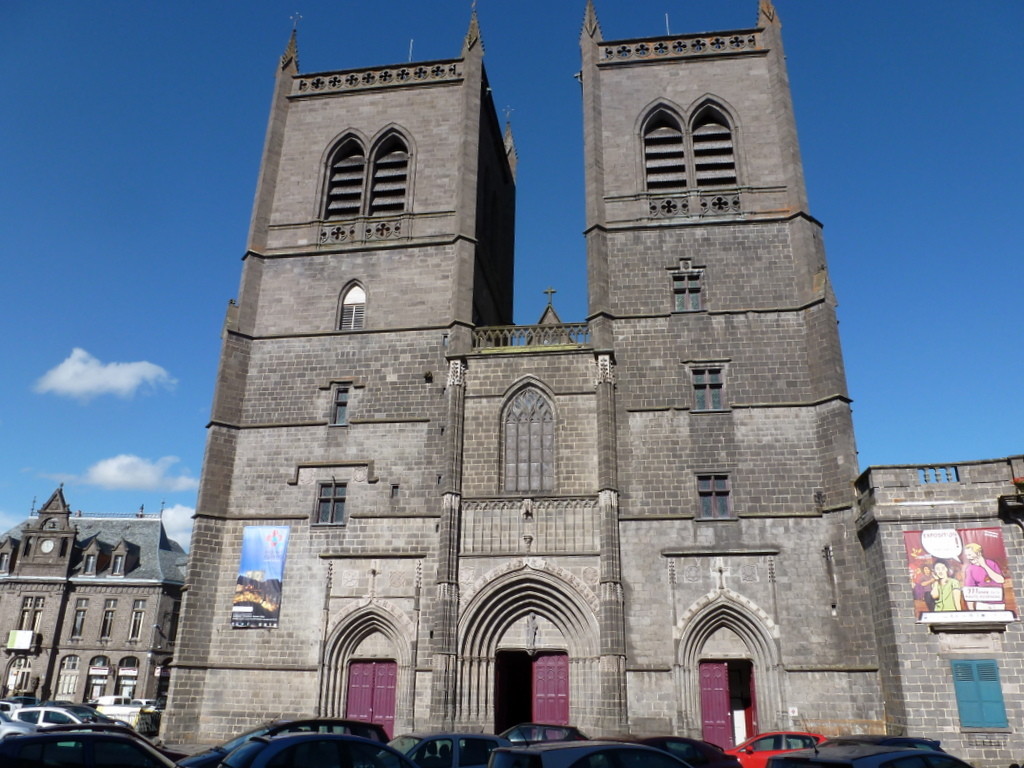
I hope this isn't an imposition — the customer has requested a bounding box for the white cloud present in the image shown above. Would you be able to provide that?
[35,348,175,400]
[82,455,199,492]
[161,504,194,552]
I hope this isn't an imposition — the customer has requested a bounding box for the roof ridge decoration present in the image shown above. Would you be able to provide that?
[582,0,602,41]
[759,0,777,25]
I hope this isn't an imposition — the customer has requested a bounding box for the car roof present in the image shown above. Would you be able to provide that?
[395,733,507,739]
[774,744,947,761]
[497,740,660,753]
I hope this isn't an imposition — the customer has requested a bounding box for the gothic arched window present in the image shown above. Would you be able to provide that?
[369,135,409,216]
[339,285,366,331]
[643,111,687,192]
[691,106,737,187]
[503,388,555,492]
[324,138,366,219]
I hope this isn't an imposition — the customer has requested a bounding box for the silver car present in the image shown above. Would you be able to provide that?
[0,710,37,740]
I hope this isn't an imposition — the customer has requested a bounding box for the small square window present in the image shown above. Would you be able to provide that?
[316,482,347,525]
[693,368,724,411]
[390,484,400,499]
[673,271,703,312]
[697,474,732,519]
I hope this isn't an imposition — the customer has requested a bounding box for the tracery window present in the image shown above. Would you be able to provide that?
[323,133,409,219]
[642,104,737,192]
[503,388,555,492]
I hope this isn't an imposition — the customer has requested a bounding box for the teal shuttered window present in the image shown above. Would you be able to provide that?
[951,659,1008,728]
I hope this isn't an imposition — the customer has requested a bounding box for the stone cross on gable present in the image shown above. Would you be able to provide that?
[544,286,556,305]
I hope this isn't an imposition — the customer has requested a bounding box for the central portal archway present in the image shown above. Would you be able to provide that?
[457,562,600,732]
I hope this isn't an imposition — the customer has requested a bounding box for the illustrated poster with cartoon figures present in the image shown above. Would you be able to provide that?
[904,527,1016,623]
[231,526,290,629]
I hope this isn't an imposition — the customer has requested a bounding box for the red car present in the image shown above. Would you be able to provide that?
[726,732,826,768]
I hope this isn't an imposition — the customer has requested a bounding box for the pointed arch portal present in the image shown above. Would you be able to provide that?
[321,600,415,738]
[457,562,600,732]
[677,590,781,748]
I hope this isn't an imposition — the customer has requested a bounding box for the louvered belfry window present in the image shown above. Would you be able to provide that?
[504,388,555,492]
[369,136,409,215]
[692,108,737,187]
[340,285,365,331]
[325,140,366,219]
[644,113,687,191]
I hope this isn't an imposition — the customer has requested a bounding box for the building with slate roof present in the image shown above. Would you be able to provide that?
[0,487,185,703]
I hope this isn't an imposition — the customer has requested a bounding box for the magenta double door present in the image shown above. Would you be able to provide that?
[346,660,397,737]
[495,651,569,731]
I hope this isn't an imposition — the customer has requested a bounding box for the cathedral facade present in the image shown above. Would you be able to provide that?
[162,3,1023,764]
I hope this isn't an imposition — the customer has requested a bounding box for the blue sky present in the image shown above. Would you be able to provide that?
[2,2,1021,550]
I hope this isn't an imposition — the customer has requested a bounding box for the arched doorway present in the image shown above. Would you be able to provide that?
[321,600,415,738]
[458,561,600,733]
[677,590,781,747]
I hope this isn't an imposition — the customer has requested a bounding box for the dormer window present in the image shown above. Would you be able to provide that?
[84,554,97,575]
[0,552,9,573]
[112,554,125,576]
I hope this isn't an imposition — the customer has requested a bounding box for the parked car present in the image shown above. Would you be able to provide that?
[767,744,972,768]
[490,740,693,768]
[726,732,827,768]
[13,704,130,729]
[498,723,589,745]
[218,732,417,768]
[178,717,390,768]
[609,736,743,768]
[3,696,39,709]
[0,729,177,768]
[0,710,37,740]
[391,732,511,768]
[42,722,189,761]
[818,736,943,753]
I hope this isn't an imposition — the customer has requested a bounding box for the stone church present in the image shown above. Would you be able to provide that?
[162,3,1023,764]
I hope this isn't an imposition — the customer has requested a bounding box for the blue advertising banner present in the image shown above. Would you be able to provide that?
[232,526,289,629]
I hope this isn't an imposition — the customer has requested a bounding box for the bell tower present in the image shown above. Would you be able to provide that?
[580,0,857,510]
[166,14,516,743]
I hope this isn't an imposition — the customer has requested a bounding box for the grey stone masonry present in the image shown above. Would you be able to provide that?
[161,5,1022,767]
